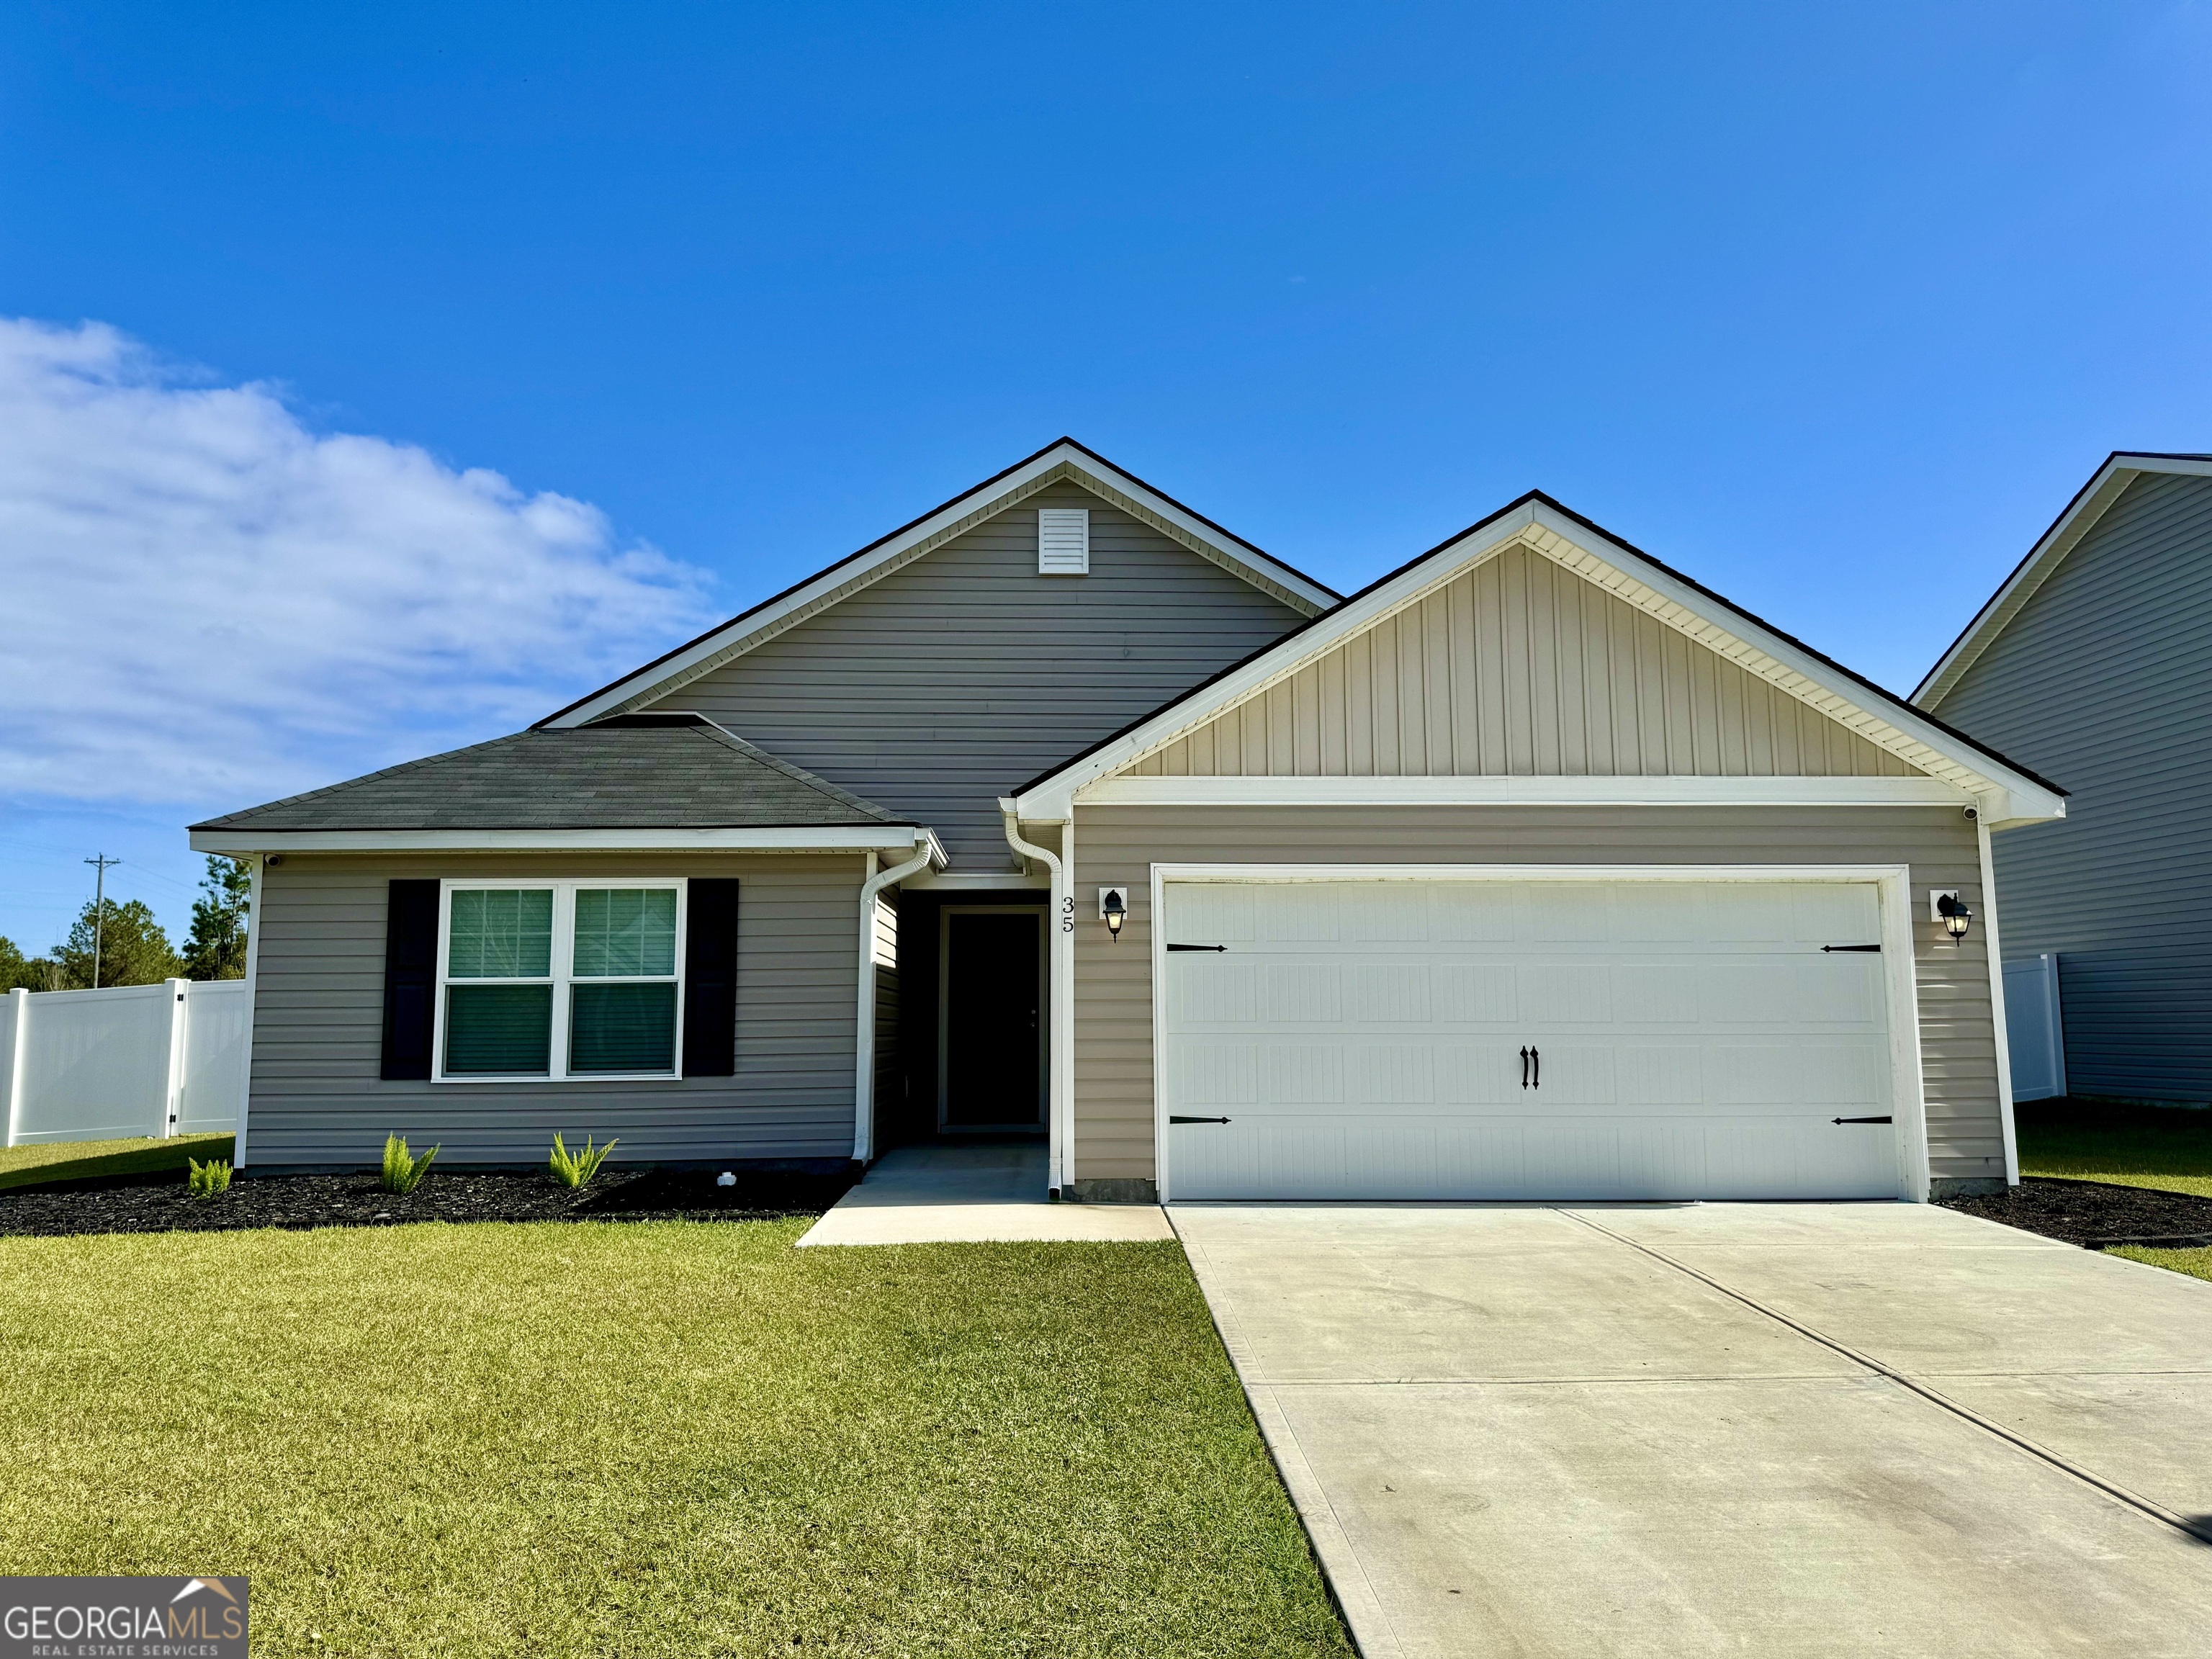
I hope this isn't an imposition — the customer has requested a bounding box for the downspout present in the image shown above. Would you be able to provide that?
[235,854,265,1169]
[854,835,935,1166]
[1977,814,2020,1187]
[1001,800,1074,1197]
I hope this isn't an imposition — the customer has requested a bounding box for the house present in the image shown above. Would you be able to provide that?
[192,439,2065,1200]
[1914,451,2212,1107]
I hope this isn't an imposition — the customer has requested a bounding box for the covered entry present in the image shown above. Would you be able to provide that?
[1157,871,1917,1202]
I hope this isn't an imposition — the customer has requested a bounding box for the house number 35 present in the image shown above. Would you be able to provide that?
[1061,896,1075,932]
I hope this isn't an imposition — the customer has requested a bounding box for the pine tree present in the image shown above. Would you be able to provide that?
[0,936,60,992]
[183,855,253,981]
[55,899,183,988]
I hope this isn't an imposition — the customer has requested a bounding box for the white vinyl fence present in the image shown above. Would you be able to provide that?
[0,980,249,1146]
[2003,953,2067,1103]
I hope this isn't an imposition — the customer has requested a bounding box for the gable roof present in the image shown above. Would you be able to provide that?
[1010,491,2067,824]
[1912,451,2212,711]
[189,716,938,855]
[537,439,1340,729]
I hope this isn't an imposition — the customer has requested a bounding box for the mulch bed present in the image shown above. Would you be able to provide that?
[0,1166,856,1239]
[1939,1176,2212,1249]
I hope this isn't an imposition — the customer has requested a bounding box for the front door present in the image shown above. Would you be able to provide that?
[939,908,1046,1130]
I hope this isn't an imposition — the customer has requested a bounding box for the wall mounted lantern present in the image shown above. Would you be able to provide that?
[1933,890,1974,944]
[1097,886,1128,940]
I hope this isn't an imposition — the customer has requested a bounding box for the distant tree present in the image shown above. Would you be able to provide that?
[55,899,183,989]
[0,936,61,992]
[182,855,252,981]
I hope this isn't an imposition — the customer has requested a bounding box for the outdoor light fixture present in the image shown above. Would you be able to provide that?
[1935,891,1974,943]
[1098,886,1128,940]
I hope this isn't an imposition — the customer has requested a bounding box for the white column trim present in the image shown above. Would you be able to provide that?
[1979,819,2020,1186]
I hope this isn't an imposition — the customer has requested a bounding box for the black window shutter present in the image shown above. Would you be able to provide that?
[380,879,440,1081]
[684,879,740,1077]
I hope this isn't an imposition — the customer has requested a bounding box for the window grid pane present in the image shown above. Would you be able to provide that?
[570,981,679,1074]
[572,888,677,978]
[445,984,553,1074]
[448,889,553,979]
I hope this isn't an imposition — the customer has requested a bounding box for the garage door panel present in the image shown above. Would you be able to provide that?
[1353,1043,1437,1105]
[1519,964,1613,1022]
[1161,879,1904,1202]
[1261,1044,1345,1105]
[1349,964,1434,1023]
[1265,963,1341,1022]
[1172,961,1259,1025]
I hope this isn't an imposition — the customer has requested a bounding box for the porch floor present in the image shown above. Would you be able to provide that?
[797,1144,1173,1246]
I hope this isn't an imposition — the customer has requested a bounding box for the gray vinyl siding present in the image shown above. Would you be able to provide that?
[1070,805,2000,1189]
[656,482,1309,868]
[245,852,866,1166]
[1932,472,2212,1102]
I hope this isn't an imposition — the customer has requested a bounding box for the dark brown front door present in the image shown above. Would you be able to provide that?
[941,909,1044,1128]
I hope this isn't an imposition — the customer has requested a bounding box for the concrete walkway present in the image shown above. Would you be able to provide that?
[796,1143,1173,1245]
[1174,1202,2212,1659]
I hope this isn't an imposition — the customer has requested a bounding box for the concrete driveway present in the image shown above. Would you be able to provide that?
[1173,1202,2212,1658]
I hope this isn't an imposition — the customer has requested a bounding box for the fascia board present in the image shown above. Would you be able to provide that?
[1078,775,1973,808]
[1516,501,2067,820]
[1012,503,1542,817]
[188,826,941,855]
[543,443,1334,729]
[1914,453,2212,711]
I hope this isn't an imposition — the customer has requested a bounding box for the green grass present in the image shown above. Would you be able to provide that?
[2015,1098,2212,1198]
[0,1220,1349,1658]
[2108,1244,2212,1285]
[0,1133,233,1191]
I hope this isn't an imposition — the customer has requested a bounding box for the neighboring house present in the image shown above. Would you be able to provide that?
[194,439,2064,1200]
[1915,451,2212,1107]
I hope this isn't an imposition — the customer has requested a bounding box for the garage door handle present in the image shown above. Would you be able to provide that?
[1832,1115,1893,1125]
[1166,943,1228,953]
[1169,1115,1232,1125]
[1521,1046,1539,1088]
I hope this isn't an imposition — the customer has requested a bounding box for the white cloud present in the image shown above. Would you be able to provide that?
[0,318,718,814]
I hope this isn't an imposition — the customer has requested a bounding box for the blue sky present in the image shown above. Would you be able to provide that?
[1,1,2208,952]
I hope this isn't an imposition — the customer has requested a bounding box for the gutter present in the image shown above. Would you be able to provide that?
[1001,801,1074,1197]
[853,833,939,1164]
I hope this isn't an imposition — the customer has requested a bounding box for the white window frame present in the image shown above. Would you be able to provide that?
[432,877,688,1084]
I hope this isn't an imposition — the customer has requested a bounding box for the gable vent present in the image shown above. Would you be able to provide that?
[1037,507,1090,575]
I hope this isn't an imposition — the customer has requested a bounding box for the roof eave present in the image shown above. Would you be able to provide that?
[1010,493,2066,823]
[1914,451,2212,710]
[189,824,946,858]
[536,439,1340,729]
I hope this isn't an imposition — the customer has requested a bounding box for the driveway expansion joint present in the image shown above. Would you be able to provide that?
[1556,1205,2212,1549]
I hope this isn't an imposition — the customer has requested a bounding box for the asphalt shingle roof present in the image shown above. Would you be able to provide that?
[191,716,908,832]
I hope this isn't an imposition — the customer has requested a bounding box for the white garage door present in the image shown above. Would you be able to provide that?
[1160,879,1904,1202]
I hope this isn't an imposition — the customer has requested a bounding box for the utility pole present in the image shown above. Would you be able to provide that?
[84,853,121,989]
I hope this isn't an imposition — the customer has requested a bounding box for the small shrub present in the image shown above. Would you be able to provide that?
[381,1133,439,1195]
[186,1157,232,1200]
[549,1133,618,1188]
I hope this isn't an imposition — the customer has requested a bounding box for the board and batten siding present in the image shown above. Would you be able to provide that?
[1132,544,1918,779]
[1070,806,2002,1192]
[1930,470,2212,1102]
[246,853,866,1166]
[655,482,1309,866]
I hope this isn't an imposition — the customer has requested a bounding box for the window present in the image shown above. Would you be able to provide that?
[436,880,685,1081]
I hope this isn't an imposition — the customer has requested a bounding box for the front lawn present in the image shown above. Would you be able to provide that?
[2016,1097,2212,1197]
[2109,1244,2212,1285]
[0,1132,233,1190]
[0,1220,1349,1658]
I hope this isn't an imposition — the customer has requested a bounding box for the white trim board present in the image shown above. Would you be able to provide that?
[1915,452,2212,711]
[540,442,1336,729]
[1079,775,1974,809]
[1014,498,2066,827]
[1145,860,1930,1205]
[189,827,947,858]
